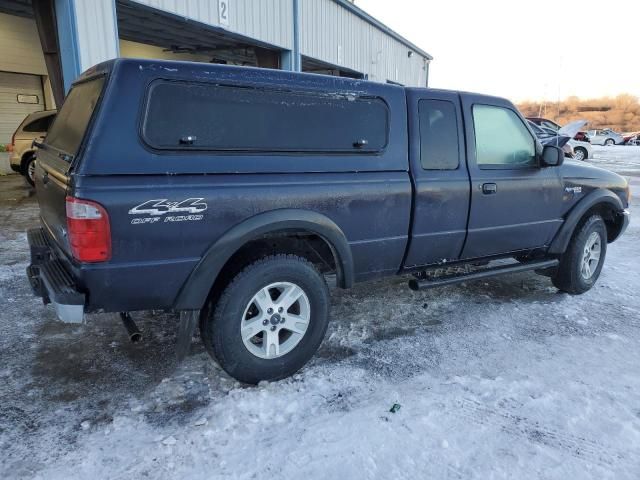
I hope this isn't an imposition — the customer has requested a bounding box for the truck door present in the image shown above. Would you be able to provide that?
[460,95,564,259]
[403,89,470,268]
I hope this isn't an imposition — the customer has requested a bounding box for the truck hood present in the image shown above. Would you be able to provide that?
[561,159,629,207]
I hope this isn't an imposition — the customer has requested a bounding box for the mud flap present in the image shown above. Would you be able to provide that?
[176,310,200,361]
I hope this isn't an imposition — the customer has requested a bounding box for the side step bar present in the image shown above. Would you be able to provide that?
[408,259,559,291]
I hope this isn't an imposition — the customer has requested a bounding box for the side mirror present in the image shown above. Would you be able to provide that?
[541,144,564,167]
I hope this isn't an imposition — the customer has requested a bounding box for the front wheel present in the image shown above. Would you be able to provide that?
[573,147,587,161]
[604,138,615,146]
[552,215,607,294]
[201,255,330,384]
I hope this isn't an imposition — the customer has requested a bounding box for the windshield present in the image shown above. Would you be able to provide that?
[45,77,105,158]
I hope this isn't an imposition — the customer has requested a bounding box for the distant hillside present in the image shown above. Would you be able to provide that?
[518,94,640,133]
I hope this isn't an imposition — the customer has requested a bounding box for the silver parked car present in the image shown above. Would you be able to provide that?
[586,129,624,146]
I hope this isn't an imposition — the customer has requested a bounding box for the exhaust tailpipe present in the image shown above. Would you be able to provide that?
[120,312,142,343]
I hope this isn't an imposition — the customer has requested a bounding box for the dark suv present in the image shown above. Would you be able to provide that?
[27,59,630,383]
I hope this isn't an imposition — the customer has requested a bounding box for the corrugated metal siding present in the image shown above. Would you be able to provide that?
[130,0,294,49]
[0,13,47,75]
[74,0,120,71]
[299,0,428,87]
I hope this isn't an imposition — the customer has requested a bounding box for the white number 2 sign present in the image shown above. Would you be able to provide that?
[218,0,229,26]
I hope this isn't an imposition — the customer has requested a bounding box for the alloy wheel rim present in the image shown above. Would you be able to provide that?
[574,150,584,161]
[580,231,601,280]
[240,282,311,359]
[28,161,36,182]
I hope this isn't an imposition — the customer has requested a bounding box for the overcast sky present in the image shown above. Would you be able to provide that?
[358,0,639,101]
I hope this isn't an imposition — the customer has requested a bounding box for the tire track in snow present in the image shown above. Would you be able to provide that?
[450,397,637,470]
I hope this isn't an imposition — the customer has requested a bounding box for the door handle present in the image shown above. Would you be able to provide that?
[482,183,497,194]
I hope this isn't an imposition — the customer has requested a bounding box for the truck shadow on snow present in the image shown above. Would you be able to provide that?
[29,269,570,403]
[21,266,580,438]
[3,264,605,471]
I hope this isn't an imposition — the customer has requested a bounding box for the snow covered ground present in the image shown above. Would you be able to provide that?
[1,147,639,479]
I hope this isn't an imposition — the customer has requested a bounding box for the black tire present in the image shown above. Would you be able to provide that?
[604,138,615,146]
[22,154,36,187]
[200,254,330,384]
[552,215,607,294]
[573,147,587,161]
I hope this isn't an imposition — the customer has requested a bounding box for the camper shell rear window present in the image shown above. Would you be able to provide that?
[141,80,389,153]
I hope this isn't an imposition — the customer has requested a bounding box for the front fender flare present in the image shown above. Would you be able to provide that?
[548,188,624,254]
[173,209,354,310]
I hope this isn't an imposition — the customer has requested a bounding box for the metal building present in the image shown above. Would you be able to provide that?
[0,0,431,144]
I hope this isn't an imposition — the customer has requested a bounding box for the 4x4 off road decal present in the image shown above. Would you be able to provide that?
[128,198,207,224]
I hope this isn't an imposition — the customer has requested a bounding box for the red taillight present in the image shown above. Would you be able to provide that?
[65,196,111,262]
[7,130,16,152]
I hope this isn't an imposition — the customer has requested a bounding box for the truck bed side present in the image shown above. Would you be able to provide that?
[62,60,414,312]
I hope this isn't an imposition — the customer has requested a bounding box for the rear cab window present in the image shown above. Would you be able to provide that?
[141,81,389,153]
[418,99,460,170]
[45,77,105,160]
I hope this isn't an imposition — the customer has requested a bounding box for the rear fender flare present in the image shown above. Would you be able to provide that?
[548,188,623,254]
[173,209,354,310]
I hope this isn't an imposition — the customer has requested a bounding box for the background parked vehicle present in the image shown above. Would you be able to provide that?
[587,128,624,146]
[8,110,57,186]
[526,116,590,142]
[527,121,592,160]
[623,132,640,145]
[568,139,593,161]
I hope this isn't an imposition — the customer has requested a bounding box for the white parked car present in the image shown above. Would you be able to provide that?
[568,139,592,161]
[586,129,624,146]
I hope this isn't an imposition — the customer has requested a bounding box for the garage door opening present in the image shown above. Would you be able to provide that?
[117,0,284,69]
[0,72,45,144]
[301,56,364,80]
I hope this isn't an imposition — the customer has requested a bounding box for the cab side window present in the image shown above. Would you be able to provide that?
[473,105,536,168]
[418,99,459,170]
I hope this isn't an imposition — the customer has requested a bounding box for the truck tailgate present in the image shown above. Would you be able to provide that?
[34,77,105,254]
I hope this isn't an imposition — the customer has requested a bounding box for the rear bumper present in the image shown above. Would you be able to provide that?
[9,152,21,170]
[27,227,85,323]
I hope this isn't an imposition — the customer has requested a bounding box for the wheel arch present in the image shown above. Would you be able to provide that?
[20,149,36,170]
[173,209,354,310]
[549,189,625,254]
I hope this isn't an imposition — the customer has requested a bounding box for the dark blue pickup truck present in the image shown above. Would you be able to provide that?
[27,59,630,383]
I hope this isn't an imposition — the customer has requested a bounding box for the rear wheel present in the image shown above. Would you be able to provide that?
[200,254,330,384]
[552,215,607,294]
[22,154,36,187]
